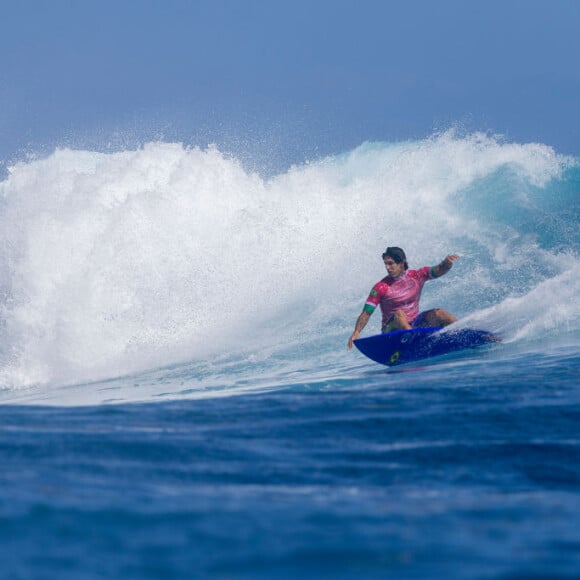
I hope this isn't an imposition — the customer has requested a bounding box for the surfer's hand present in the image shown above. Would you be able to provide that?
[433,254,460,277]
[347,332,359,350]
[444,254,460,266]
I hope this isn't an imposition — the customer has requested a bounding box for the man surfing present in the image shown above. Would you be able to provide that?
[347,247,459,349]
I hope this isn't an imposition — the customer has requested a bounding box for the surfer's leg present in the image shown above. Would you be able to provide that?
[382,310,412,332]
[414,308,457,328]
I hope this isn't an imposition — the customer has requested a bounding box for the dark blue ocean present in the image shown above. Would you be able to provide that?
[1,132,579,578]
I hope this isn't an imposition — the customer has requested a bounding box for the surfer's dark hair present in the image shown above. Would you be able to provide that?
[382,246,409,270]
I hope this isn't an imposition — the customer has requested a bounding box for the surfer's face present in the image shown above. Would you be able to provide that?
[384,258,405,278]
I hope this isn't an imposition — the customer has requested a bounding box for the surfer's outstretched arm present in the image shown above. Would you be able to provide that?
[348,311,371,350]
[431,254,460,278]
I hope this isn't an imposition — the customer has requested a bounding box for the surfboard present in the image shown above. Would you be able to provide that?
[354,327,497,366]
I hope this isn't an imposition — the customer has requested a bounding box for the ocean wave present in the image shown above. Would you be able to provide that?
[0,131,577,389]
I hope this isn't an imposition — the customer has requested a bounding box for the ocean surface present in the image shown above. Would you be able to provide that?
[1,132,579,578]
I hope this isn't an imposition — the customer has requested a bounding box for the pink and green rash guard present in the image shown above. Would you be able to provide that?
[363,267,434,330]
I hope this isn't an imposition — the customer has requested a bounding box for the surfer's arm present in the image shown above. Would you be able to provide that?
[431,254,460,278]
[347,311,371,350]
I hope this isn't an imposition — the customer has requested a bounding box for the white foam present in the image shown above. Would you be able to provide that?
[0,133,575,389]
[455,256,580,341]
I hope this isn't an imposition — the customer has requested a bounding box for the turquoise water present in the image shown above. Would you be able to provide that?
[1,132,579,578]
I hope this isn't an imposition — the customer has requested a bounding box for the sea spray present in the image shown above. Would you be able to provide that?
[0,132,577,389]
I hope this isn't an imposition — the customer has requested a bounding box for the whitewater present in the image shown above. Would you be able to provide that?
[0,131,578,400]
[1,132,579,578]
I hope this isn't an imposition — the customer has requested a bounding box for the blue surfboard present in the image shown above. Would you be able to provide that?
[354,327,497,366]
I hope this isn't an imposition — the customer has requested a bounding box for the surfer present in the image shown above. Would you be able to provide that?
[347,247,460,349]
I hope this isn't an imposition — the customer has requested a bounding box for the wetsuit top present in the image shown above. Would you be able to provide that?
[363,267,433,329]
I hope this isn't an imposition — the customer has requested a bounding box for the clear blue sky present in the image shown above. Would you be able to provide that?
[1,0,579,171]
